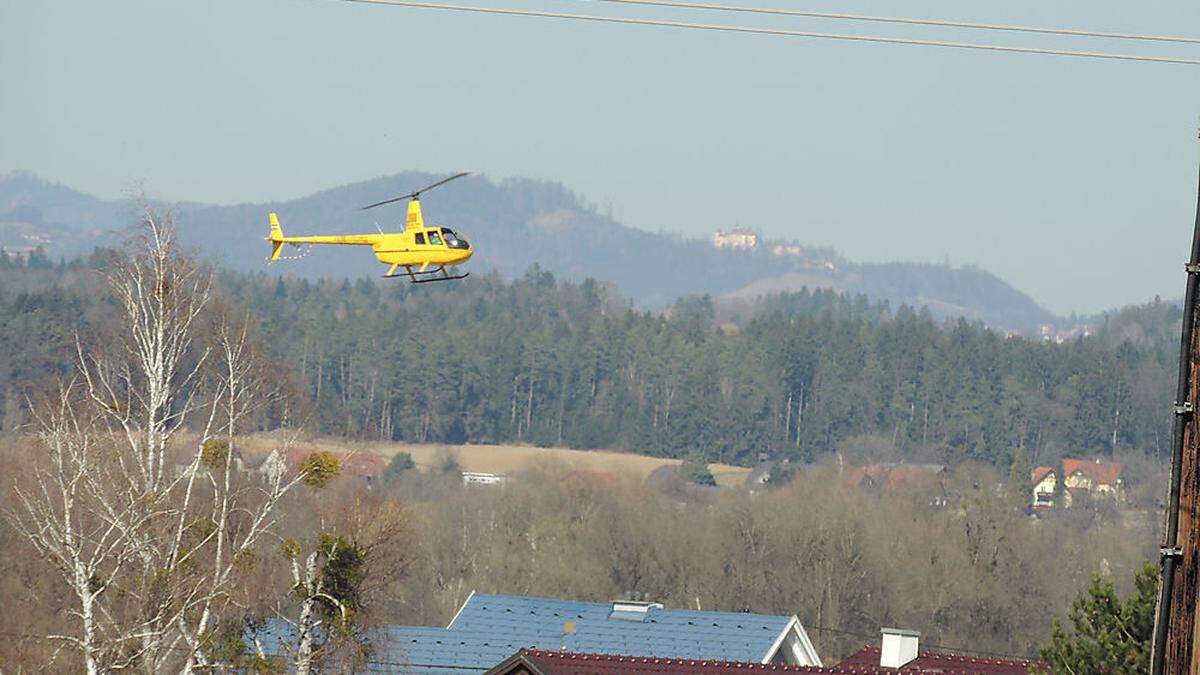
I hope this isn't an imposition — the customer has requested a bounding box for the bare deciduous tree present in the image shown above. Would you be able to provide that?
[6,206,306,672]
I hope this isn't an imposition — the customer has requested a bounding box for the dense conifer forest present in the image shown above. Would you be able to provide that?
[0,250,1179,468]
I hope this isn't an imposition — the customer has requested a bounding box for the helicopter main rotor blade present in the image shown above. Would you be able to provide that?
[412,171,471,197]
[360,194,411,211]
[360,171,472,210]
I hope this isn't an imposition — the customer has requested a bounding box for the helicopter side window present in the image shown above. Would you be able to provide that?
[415,232,426,245]
[428,231,443,246]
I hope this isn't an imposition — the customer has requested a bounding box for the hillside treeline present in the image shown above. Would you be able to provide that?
[0,250,1179,468]
[0,441,1154,668]
[330,457,1155,662]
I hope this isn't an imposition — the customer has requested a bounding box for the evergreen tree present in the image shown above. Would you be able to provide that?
[1006,446,1033,508]
[1040,561,1157,674]
[679,451,716,486]
[382,452,415,483]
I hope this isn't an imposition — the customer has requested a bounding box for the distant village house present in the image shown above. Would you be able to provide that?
[1031,458,1124,509]
[281,448,388,484]
[846,463,948,508]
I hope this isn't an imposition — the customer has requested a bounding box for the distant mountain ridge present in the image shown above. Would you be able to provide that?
[0,170,1060,332]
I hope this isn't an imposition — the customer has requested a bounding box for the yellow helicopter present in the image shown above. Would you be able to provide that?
[267,172,474,283]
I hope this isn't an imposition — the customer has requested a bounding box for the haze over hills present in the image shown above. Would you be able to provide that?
[0,170,1064,332]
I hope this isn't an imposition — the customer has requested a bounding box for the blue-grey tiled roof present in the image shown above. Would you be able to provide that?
[370,626,541,673]
[371,593,794,673]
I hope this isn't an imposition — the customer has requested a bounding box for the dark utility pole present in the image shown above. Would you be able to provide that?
[1153,130,1200,675]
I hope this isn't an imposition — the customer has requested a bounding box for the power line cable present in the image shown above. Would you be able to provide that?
[583,0,1200,46]
[341,0,1200,66]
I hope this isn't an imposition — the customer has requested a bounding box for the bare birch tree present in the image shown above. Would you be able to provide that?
[6,206,305,672]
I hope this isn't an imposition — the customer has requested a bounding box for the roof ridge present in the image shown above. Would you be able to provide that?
[467,592,794,619]
[518,648,820,670]
[855,644,1041,666]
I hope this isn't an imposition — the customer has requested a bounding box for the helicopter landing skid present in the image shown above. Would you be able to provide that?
[383,267,470,283]
[410,272,469,284]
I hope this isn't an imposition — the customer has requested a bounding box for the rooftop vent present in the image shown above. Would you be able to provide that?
[880,627,920,669]
[608,599,663,622]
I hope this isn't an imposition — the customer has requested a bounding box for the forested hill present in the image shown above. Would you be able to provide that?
[0,171,1059,332]
[0,252,1177,469]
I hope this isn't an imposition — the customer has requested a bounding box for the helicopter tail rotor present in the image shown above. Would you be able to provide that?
[268,212,285,261]
[361,171,471,211]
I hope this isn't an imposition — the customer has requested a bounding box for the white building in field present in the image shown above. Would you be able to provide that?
[462,471,508,487]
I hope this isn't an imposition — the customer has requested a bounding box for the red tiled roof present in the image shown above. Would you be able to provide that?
[845,465,942,490]
[285,448,387,478]
[488,647,1047,674]
[1031,466,1055,484]
[491,649,825,674]
[884,467,937,487]
[836,646,1047,674]
[1061,458,1123,486]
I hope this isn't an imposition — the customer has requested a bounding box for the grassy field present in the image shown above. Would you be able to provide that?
[240,433,752,488]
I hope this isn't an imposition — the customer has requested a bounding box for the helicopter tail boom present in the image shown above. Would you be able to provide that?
[268,212,285,261]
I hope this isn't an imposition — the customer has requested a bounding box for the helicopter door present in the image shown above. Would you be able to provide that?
[428,231,443,246]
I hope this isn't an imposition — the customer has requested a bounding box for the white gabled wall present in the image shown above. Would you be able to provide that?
[762,616,823,667]
[446,589,476,629]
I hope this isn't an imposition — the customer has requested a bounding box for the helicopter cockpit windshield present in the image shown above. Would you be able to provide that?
[442,228,470,250]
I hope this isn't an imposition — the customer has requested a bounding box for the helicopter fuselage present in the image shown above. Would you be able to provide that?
[272,229,473,268]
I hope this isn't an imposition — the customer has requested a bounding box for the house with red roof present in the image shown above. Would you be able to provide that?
[845,464,948,508]
[832,640,1047,674]
[1029,458,1124,509]
[486,629,1047,674]
[284,448,388,482]
[1061,458,1124,496]
[486,651,819,675]
[1030,466,1056,511]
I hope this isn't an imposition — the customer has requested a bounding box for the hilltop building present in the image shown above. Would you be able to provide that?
[1036,323,1094,344]
[713,228,759,250]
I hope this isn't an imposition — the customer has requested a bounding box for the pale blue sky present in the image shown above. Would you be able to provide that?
[2,0,1199,314]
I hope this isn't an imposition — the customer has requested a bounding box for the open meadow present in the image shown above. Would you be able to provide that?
[238,433,753,487]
